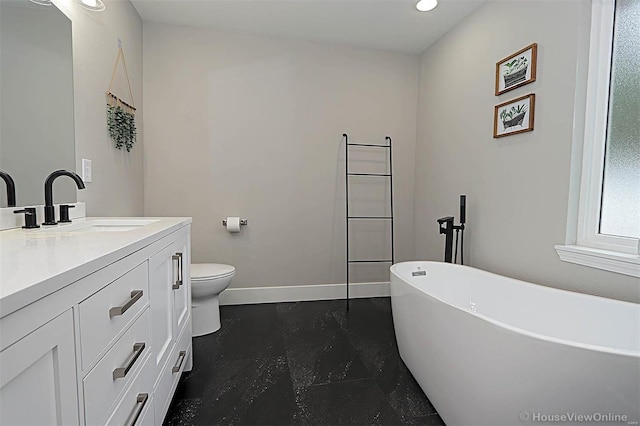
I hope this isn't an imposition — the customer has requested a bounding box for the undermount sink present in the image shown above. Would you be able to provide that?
[45,219,159,233]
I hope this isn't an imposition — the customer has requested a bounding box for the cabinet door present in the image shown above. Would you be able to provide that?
[173,232,191,336]
[149,243,178,373]
[0,310,79,426]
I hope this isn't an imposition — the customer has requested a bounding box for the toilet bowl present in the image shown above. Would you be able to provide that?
[190,263,235,337]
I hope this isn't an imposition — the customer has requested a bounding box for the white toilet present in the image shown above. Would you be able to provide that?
[190,263,235,337]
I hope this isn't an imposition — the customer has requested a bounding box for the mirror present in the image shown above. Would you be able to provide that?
[0,0,76,208]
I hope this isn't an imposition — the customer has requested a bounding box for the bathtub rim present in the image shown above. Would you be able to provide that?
[390,261,640,358]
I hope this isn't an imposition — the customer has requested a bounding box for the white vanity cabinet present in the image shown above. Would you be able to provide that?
[148,231,192,422]
[0,218,192,426]
[0,310,80,426]
[172,234,191,345]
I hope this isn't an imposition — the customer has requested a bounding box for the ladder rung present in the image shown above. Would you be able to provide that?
[347,173,391,177]
[348,216,392,219]
[347,143,391,148]
[347,260,393,263]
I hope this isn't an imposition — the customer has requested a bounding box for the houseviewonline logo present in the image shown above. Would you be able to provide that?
[519,411,638,424]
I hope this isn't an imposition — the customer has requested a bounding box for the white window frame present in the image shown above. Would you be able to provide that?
[555,0,640,277]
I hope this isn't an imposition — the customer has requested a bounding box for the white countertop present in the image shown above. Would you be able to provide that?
[0,217,191,318]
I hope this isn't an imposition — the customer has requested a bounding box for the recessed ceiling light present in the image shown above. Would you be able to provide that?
[78,0,105,12]
[416,0,438,12]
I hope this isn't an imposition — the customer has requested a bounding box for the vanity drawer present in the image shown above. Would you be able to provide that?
[155,319,192,423]
[79,262,149,368]
[83,309,151,426]
[104,352,155,426]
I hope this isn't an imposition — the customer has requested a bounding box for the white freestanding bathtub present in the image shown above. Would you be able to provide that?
[390,261,640,426]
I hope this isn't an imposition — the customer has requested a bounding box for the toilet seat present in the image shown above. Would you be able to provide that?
[191,263,235,281]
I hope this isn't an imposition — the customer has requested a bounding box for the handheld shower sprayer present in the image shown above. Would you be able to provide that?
[456,195,466,265]
[437,195,467,264]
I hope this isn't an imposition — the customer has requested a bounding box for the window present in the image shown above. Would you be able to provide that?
[556,0,640,277]
[599,0,639,241]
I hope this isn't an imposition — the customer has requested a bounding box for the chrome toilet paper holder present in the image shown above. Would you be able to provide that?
[222,219,248,227]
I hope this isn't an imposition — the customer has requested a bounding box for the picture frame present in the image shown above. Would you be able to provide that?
[493,93,535,138]
[495,43,537,95]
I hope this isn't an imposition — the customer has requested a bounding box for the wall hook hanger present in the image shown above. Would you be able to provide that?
[105,43,136,115]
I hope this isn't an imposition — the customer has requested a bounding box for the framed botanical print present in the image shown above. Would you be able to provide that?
[494,94,535,138]
[495,43,537,95]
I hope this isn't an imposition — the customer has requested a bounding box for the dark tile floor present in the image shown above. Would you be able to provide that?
[164,297,444,425]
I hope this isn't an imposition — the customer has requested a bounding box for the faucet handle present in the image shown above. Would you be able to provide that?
[436,216,454,234]
[13,208,40,229]
[59,204,76,223]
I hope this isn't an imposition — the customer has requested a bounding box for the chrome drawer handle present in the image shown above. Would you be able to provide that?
[172,253,183,289]
[172,350,187,373]
[113,342,146,380]
[177,252,183,287]
[109,290,143,318]
[125,393,148,426]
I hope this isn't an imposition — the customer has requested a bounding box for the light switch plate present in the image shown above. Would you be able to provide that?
[82,159,92,183]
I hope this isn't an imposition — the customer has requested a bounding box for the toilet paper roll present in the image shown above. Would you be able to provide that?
[226,217,241,233]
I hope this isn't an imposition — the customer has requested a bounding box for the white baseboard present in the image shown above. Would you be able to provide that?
[219,281,390,306]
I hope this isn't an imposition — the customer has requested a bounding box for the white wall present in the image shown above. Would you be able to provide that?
[54,0,144,216]
[143,23,419,289]
[414,0,639,303]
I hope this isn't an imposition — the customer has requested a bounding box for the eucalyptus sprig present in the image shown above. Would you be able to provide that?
[107,104,137,152]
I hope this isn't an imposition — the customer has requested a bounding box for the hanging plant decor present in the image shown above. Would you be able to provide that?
[107,94,137,152]
[106,45,137,152]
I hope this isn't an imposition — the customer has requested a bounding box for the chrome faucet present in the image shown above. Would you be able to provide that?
[43,170,85,225]
[0,170,16,207]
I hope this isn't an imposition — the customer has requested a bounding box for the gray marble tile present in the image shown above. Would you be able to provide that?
[404,414,447,425]
[294,378,402,425]
[213,304,286,360]
[388,378,439,420]
[332,298,397,347]
[164,398,202,426]
[332,298,438,420]
[284,328,371,388]
[276,300,344,333]
[193,356,297,425]
[164,298,445,426]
